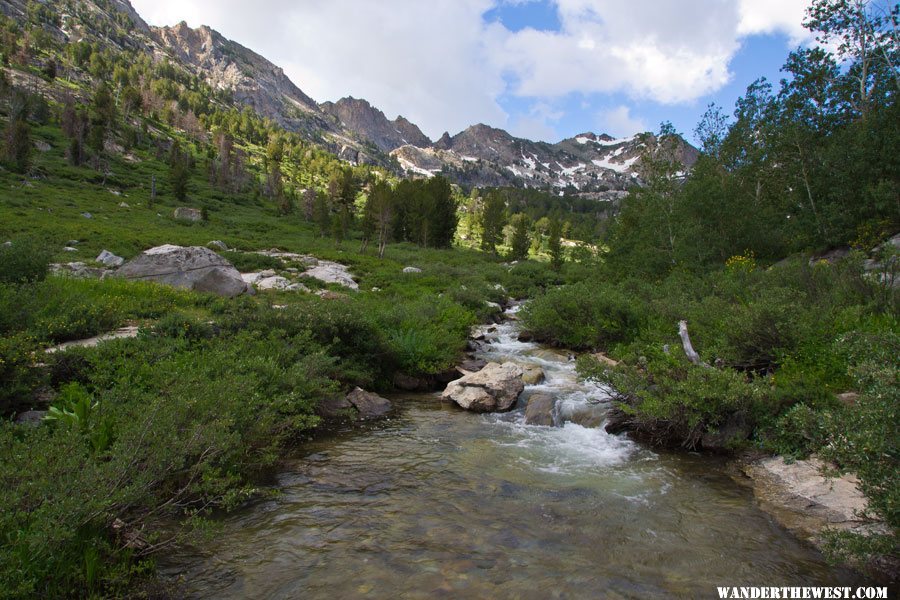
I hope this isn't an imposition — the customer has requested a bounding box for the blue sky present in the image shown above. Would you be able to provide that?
[132,0,817,144]
[483,1,804,142]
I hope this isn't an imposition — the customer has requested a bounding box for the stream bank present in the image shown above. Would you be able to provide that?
[163,306,867,598]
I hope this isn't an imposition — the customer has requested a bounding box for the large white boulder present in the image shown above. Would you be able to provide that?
[117,244,248,297]
[302,260,358,290]
[441,362,525,412]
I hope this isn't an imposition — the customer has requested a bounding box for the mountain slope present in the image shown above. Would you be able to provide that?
[1,0,699,197]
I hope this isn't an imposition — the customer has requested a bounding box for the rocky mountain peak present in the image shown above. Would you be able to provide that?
[320,97,430,153]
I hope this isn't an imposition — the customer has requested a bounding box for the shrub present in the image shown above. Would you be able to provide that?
[522,281,646,350]
[0,238,51,284]
[582,352,762,448]
[0,333,43,416]
[220,250,281,272]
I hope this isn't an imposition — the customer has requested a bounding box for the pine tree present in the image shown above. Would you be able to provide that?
[509,213,531,260]
[548,217,564,271]
[168,139,190,201]
[480,191,506,253]
[2,90,30,174]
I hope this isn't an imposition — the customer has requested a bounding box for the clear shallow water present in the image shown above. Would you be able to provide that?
[164,312,861,598]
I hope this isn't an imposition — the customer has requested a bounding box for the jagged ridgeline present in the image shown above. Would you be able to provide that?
[0,0,697,200]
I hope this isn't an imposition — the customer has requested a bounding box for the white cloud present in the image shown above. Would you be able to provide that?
[130,0,816,139]
[598,105,648,137]
[738,0,813,45]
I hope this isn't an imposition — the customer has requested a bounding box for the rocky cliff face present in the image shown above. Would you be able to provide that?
[151,23,336,136]
[320,97,431,152]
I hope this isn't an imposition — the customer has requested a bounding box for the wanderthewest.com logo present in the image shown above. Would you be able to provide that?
[716,588,888,599]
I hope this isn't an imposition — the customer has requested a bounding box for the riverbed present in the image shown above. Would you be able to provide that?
[164,310,862,598]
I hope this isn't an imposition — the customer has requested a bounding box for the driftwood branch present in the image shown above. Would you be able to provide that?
[678,320,710,368]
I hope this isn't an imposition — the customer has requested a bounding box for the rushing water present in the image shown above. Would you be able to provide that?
[165,308,861,598]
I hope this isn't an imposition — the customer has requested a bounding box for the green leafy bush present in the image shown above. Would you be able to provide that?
[0,238,51,284]
[220,250,281,272]
[522,281,646,350]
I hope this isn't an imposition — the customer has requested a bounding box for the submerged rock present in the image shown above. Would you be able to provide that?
[442,362,525,412]
[117,245,249,297]
[525,393,556,426]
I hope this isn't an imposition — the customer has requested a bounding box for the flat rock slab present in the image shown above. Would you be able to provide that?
[301,261,358,290]
[46,326,140,354]
[743,456,883,543]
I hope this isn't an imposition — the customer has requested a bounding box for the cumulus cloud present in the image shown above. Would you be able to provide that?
[130,0,816,139]
[738,0,813,45]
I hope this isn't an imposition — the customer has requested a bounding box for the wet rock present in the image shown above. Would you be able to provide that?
[604,405,634,435]
[316,395,355,419]
[521,365,544,385]
[743,456,885,546]
[701,412,751,452]
[457,358,487,374]
[394,372,430,392]
[173,207,203,222]
[346,387,391,419]
[442,362,525,412]
[117,244,249,297]
[568,405,605,428]
[525,393,556,426]
[96,249,124,268]
[517,331,534,342]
